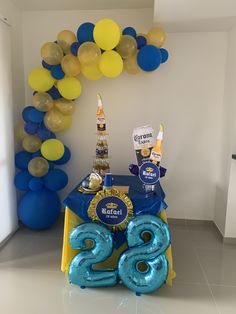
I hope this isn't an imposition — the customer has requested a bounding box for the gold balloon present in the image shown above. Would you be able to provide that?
[77,42,101,66]
[59,115,72,131]
[147,27,166,47]
[61,54,81,77]
[124,53,140,74]
[57,30,76,54]
[28,157,49,177]
[22,135,41,153]
[116,35,137,59]
[41,42,64,65]
[44,108,65,132]
[14,121,26,140]
[32,92,53,112]
[81,64,103,80]
[54,98,75,115]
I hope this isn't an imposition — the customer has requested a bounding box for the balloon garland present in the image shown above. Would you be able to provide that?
[14,19,169,229]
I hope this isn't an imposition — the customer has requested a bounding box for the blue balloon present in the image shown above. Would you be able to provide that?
[47,86,61,100]
[160,48,169,63]
[43,169,68,191]
[48,161,55,170]
[51,64,65,80]
[70,42,81,56]
[136,35,147,49]
[28,177,44,191]
[24,121,39,134]
[28,108,44,123]
[122,27,137,38]
[15,151,32,170]
[69,223,117,287]
[18,188,61,229]
[118,214,170,294]
[37,125,56,140]
[31,151,42,158]
[22,106,34,122]
[54,146,71,165]
[14,171,32,191]
[42,60,53,70]
[137,45,162,72]
[77,22,95,43]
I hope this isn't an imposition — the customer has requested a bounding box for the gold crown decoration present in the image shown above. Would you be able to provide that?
[88,188,133,231]
[146,167,154,172]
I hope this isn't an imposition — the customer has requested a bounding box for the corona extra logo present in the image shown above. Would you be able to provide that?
[106,202,118,209]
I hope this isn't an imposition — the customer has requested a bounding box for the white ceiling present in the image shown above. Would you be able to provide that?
[154,0,236,31]
[11,0,153,11]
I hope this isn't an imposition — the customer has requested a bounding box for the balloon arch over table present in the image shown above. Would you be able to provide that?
[14,19,169,230]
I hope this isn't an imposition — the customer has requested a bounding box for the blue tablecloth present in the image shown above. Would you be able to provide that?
[63,175,167,248]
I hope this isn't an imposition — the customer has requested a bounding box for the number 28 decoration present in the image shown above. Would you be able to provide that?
[69,214,170,294]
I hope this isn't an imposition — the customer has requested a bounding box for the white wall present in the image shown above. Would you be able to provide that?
[0,0,25,242]
[22,9,228,220]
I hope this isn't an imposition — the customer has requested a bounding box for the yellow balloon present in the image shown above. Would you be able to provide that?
[41,42,64,65]
[14,121,26,140]
[44,108,65,132]
[77,42,101,66]
[57,77,82,100]
[41,139,65,161]
[124,53,140,74]
[99,50,123,78]
[57,30,76,54]
[93,19,121,50]
[32,92,53,112]
[81,64,103,80]
[54,98,75,115]
[61,54,81,77]
[28,157,49,177]
[116,35,137,59]
[22,135,41,153]
[28,68,55,92]
[147,27,166,47]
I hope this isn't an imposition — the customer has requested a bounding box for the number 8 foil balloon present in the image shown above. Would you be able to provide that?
[118,214,170,294]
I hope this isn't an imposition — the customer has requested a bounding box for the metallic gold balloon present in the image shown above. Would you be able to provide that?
[32,92,53,112]
[28,157,49,177]
[14,121,26,140]
[147,27,166,48]
[44,108,65,132]
[54,98,75,115]
[57,30,76,54]
[61,54,81,77]
[60,115,72,131]
[41,42,64,65]
[116,35,137,59]
[22,135,42,153]
[77,42,101,66]
[124,52,140,74]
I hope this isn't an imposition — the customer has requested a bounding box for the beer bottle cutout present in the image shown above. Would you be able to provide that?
[96,93,106,134]
[150,124,164,166]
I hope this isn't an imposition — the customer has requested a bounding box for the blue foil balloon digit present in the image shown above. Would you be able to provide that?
[69,223,117,288]
[118,214,170,294]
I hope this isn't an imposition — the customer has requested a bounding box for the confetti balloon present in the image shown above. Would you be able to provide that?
[77,42,101,66]
[22,135,42,153]
[54,98,75,115]
[61,54,81,77]
[32,92,54,112]
[44,108,65,132]
[14,121,27,140]
[116,35,137,59]
[41,42,64,65]
[124,53,140,74]
[28,157,49,177]
[147,27,166,48]
[57,30,76,54]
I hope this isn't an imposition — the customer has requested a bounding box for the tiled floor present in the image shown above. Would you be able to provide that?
[0,217,236,314]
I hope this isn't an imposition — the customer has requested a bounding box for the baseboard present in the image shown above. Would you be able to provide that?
[0,225,20,249]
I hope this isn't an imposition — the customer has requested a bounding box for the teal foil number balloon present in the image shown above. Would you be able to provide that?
[69,223,117,288]
[118,214,170,294]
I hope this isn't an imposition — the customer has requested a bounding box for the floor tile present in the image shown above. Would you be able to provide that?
[137,282,218,314]
[197,247,236,286]
[0,237,63,272]
[211,285,236,314]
